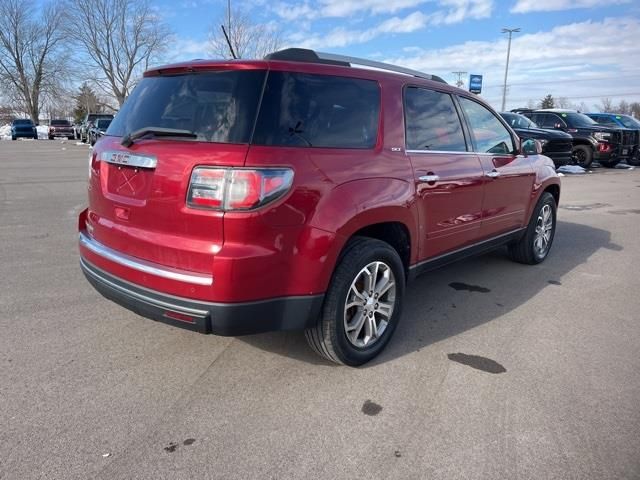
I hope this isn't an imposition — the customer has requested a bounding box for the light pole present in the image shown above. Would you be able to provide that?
[501,27,520,111]
[452,71,467,88]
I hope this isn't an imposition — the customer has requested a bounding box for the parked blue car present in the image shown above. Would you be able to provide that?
[11,119,38,140]
[585,113,640,165]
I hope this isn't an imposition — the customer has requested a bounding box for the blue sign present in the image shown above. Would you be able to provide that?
[469,74,483,94]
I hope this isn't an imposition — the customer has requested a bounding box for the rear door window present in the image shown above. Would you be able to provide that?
[403,87,467,152]
[107,70,266,143]
[252,72,380,148]
[532,113,556,128]
[458,97,514,154]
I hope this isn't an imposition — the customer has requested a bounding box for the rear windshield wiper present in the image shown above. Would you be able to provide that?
[121,127,197,147]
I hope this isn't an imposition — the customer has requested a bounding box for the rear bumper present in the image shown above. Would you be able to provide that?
[12,131,36,138]
[49,130,74,137]
[80,257,324,335]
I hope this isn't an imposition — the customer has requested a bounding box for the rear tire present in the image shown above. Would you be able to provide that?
[508,192,557,265]
[572,145,593,168]
[305,237,405,366]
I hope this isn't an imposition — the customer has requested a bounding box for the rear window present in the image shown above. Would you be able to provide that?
[14,119,33,125]
[51,120,70,126]
[404,87,467,151]
[107,70,266,143]
[619,115,640,128]
[96,119,112,129]
[562,112,597,128]
[252,72,380,148]
[501,112,537,129]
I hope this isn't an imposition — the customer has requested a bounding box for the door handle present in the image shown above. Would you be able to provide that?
[418,174,440,183]
[485,170,501,179]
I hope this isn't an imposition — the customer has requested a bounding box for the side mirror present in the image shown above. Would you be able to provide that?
[521,138,542,155]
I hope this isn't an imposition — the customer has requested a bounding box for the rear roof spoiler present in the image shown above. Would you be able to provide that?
[265,48,447,84]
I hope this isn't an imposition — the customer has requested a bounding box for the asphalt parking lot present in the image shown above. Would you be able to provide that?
[1,140,639,480]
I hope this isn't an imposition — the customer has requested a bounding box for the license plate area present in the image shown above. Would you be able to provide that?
[105,164,152,201]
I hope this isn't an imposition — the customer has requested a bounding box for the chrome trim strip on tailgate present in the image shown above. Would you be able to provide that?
[79,232,213,286]
[100,150,157,169]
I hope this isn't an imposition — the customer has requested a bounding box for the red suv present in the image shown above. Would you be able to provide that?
[78,48,560,366]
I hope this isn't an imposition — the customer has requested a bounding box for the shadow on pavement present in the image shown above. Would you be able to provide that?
[240,221,620,366]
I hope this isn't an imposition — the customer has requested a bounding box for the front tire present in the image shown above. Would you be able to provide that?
[572,145,593,168]
[305,237,405,366]
[508,192,557,265]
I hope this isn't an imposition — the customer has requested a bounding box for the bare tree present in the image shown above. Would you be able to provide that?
[556,97,574,109]
[0,0,68,123]
[576,101,590,113]
[526,99,536,109]
[616,100,630,115]
[209,5,281,60]
[599,97,614,112]
[67,0,171,106]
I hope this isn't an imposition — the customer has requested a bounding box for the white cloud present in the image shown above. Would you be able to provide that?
[287,1,493,49]
[384,17,640,109]
[511,0,629,14]
[294,11,430,48]
[274,0,493,21]
[164,38,210,63]
[430,0,493,24]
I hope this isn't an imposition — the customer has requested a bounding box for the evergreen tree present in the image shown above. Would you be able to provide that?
[73,83,101,123]
[539,94,555,109]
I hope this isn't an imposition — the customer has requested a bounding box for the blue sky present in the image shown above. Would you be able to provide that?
[155,0,640,111]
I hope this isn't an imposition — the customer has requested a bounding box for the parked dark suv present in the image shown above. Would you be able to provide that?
[500,112,572,167]
[80,113,114,143]
[79,48,560,365]
[88,118,113,146]
[585,113,640,165]
[514,109,628,168]
[11,119,37,140]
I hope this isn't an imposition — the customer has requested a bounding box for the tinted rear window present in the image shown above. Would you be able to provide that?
[404,87,467,151]
[562,112,597,127]
[96,119,112,129]
[14,119,32,125]
[107,70,266,143]
[51,120,70,126]
[501,112,536,129]
[252,72,380,148]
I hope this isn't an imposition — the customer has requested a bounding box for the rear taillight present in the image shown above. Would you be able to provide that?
[88,151,97,179]
[598,142,612,153]
[187,167,293,211]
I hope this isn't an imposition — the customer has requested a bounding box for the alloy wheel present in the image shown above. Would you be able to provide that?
[343,261,396,348]
[534,204,553,258]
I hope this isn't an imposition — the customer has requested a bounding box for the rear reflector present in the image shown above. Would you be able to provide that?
[163,311,196,324]
[187,167,293,211]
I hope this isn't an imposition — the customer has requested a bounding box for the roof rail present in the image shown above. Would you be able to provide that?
[264,48,447,84]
